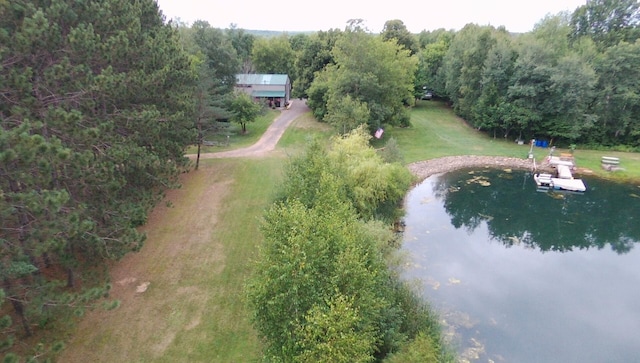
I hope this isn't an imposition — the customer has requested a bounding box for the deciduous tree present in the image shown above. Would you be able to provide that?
[570,0,640,49]
[592,40,640,145]
[324,95,370,134]
[247,130,445,362]
[251,34,295,75]
[226,24,255,73]
[381,19,418,54]
[311,28,417,132]
[292,29,340,98]
[443,25,496,122]
[473,32,517,138]
[229,92,263,134]
[415,39,450,100]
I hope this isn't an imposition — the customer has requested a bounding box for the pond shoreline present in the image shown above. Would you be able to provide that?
[407,155,553,182]
[400,163,640,363]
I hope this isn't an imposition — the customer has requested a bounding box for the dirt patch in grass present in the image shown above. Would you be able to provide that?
[58,164,232,362]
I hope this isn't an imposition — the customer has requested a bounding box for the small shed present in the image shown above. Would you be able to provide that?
[235,74,291,108]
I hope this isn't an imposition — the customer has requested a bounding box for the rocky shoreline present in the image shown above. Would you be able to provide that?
[407,155,553,182]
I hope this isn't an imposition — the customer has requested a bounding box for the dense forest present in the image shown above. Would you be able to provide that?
[1,1,198,361]
[1,0,639,361]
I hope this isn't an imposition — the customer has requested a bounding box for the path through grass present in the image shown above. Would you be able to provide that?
[59,157,284,362]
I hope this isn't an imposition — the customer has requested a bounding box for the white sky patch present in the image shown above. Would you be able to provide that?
[155,0,587,33]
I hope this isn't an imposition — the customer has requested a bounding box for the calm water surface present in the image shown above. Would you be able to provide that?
[400,168,640,363]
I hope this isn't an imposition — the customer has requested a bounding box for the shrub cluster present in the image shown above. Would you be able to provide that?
[246,127,454,362]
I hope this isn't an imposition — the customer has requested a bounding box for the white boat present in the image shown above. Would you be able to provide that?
[534,173,553,186]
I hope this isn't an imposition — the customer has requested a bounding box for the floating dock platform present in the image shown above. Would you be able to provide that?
[534,156,587,192]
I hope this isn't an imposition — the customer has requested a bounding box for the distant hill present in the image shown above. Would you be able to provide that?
[243,29,316,37]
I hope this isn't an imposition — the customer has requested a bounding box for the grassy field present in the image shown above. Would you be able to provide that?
[385,100,640,181]
[57,100,639,362]
[275,110,333,149]
[59,157,287,362]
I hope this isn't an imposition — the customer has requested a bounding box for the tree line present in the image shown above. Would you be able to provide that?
[1,1,196,360]
[431,1,640,148]
[176,1,640,148]
[304,1,639,148]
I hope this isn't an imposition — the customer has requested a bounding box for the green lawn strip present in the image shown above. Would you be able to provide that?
[167,157,285,362]
[57,162,232,362]
[384,101,537,162]
[572,149,640,181]
[185,109,280,154]
[276,110,333,149]
[56,158,283,363]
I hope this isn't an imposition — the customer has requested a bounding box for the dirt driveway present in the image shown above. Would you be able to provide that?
[196,99,311,159]
[59,100,311,362]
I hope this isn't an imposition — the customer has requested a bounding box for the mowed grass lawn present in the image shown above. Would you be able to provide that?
[58,100,640,362]
[59,157,282,362]
[385,100,640,180]
[184,108,281,155]
[386,100,566,162]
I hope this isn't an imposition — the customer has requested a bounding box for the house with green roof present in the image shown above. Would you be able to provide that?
[235,74,291,108]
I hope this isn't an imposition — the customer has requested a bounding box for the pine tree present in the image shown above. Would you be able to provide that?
[0,0,197,356]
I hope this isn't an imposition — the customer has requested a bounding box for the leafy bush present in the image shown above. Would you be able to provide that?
[246,128,451,362]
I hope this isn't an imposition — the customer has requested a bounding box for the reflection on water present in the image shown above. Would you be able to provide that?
[401,168,640,363]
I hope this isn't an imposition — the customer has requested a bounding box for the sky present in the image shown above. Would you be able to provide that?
[154,0,587,34]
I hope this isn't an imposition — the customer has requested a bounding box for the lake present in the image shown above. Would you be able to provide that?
[400,168,640,363]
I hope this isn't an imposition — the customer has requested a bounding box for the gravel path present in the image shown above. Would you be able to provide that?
[195,99,311,159]
[407,155,550,182]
